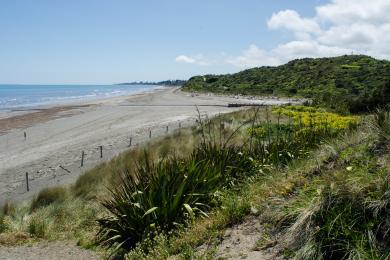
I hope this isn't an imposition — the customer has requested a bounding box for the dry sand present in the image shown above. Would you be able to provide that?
[0,241,102,260]
[0,87,299,205]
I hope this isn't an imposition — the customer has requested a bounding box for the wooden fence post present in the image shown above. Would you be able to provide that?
[129,137,132,147]
[100,145,103,158]
[81,151,85,167]
[25,172,29,192]
[149,130,152,139]
[166,125,169,133]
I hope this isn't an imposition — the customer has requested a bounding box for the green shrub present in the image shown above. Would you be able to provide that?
[2,202,15,216]
[28,215,46,238]
[192,141,253,184]
[73,164,108,198]
[374,107,390,144]
[220,195,251,225]
[30,187,67,212]
[97,114,258,254]
[0,215,6,233]
[184,55,390,113]
[97,152,223,254]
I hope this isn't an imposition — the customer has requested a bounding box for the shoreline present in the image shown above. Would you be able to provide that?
[0,87,172,134]
[0,85,169,120]
[0,87,300,205]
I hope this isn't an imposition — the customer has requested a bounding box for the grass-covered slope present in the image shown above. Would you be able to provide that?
[183,55,390,112]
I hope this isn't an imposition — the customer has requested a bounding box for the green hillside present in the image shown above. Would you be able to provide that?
[183,55,390,112]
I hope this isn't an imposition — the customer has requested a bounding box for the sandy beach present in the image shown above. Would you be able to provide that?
[0,87,299,205]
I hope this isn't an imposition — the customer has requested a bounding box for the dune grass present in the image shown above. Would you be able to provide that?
[30,186,67,212]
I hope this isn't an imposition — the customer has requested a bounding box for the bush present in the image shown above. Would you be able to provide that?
[373,107,390,144]
[286,178,390,259]
[0,215,6,233]
[30,187,67,212]
[2,202,15,216]
[97,115,258,254]
[97,152,223,254]
[28,215,46,238]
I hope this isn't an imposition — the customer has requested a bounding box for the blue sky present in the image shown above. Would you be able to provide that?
[0,0,388,84]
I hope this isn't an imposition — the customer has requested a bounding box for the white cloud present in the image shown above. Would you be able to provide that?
[316,0,390,25]
[273,40,351,60]
[317,23,376,48]
[175,54,211,66]
[267,9,321,35]
[225,44,280,68]
[178,0,390,69]
[227,0,390,68]
[226,41,352,68]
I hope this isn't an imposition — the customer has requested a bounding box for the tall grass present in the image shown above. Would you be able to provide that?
[285,176,390,260]
[373,106,390,145]
[30,186,67,212]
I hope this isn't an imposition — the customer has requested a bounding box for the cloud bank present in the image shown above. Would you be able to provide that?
[176,0,390,68]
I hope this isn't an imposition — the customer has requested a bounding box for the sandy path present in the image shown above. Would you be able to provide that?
[0,88,298,205]
[0,241,102,260]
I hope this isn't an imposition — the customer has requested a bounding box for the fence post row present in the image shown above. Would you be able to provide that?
[23,123,188,190]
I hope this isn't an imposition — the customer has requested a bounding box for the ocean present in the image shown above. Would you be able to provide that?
[0,84,163,111]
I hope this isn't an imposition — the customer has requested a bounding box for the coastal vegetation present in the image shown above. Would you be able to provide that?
[183,55,390,113]
[3,103,389,258]
[1,56,390,259]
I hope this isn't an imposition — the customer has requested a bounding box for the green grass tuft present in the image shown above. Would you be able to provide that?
[30,186,67,212]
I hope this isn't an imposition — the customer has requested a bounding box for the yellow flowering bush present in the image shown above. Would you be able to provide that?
[273,106,360,133]
[247,126,266,138]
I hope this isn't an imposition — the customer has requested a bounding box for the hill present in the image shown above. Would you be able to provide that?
[183,55,390,112]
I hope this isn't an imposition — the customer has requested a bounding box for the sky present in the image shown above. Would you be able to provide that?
[0,0,389,84]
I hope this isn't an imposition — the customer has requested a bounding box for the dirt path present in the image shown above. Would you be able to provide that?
[198,216,283,259]
[0,241,102,260]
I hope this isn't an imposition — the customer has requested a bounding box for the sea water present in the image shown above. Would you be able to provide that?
[0,84,163,111]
